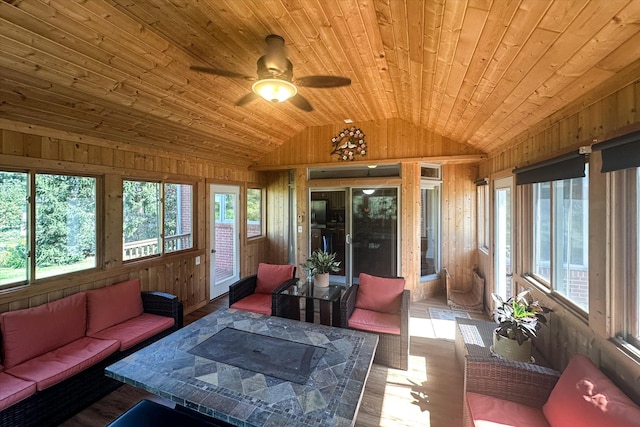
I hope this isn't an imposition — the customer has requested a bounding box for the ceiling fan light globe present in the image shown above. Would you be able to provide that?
[252,79,297,103]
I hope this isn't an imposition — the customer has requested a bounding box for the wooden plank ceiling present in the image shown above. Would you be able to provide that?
[1,0,639,167]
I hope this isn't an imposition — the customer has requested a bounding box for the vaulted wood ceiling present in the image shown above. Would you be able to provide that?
[1,1,639,167]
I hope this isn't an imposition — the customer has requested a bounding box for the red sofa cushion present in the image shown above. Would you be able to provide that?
[88,313,174,351]
[254,263,294,294]
[355,273,405,314]
[0,292,87,369]
[230,293,272,315]
[7,337,119,391]
[0,372,36,411]
[466,392,550,427]
[348,308,401,335]
[86,279,144,335]
[543,353,640,427]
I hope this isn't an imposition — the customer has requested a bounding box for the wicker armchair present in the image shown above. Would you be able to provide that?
[340,274,410,370]
[228,264,296,317]
[463,356,560,427]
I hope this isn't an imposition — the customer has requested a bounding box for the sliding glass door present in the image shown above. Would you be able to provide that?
[309,187,399,286]
[351,187,398,281]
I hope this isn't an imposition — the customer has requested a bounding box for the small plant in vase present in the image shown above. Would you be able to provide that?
[491,289,551,362]
[301,250,341,287]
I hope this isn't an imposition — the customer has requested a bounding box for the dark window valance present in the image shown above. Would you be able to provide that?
[513,151,586,186]
[592,130,640,173]
[474,178,488,186]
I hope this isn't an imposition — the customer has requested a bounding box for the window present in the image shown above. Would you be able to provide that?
[247,188,263,238]
[0,171,28,286]
[0,171,97,287]
[215,193,235,223]
[164,183,193,253]
[420,165,441,279]
[420,185,440,277]
[614,167,640,349]
[592,132,640,350]
[123,180,193,261]
[477,184,489,250]
[636,168,640,344]
[530,167,589,312]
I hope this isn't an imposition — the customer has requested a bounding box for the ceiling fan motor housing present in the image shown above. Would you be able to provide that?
[256,55,293,81]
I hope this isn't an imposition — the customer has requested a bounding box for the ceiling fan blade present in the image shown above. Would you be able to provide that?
[190,66,254,81]
[288,94,313,112]
[295,75,351,88]
[235,92,259,107]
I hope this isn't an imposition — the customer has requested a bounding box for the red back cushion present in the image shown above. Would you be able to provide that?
[355,273,405,314]
[86,279,143,335]
[0,292,87,369]
[254,263,295,294]
[543,353,640,427]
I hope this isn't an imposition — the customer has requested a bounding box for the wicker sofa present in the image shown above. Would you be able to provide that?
[340,273,409,370]
[464,353,640,427]
[0,279,182,427]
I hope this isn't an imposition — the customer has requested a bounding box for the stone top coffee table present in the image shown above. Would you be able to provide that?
[106,308,378,427]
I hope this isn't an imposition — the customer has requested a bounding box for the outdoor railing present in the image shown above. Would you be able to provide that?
[123,233,191,260]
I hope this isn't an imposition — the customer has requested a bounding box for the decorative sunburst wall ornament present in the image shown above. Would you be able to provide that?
[331,127,366,161]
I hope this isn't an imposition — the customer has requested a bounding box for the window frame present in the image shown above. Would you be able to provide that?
[420,163,442,281]
[477,184,490,252]
[163,182,195,254]
[246,186,265,239]
[611,167,640,351]
[0,168,101,289]
[523,164,590,314]
[122,178,195,262]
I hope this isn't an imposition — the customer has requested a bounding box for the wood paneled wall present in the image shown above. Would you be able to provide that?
[265,171,291,265]
[441,163,479,295]
[478,80,640,400]
[254,118,484,168]
[256,118,482,300]
[268,160,478,301]
[479,80,639,177]
[0,123,268,315]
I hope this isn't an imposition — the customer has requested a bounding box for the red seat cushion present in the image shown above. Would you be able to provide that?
[0,372,36,411]
[254,263,295,294]
[230,293,272,315]
[7,337,119,391]
[88,313,174,351]
[466,392,550,427]
[86,279,144,335]
[348,308,401,335]
[0,292,87,369]
[355,273,405,314]
[542,353,640,427]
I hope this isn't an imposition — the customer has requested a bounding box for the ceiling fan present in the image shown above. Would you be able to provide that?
[190,34,351,112]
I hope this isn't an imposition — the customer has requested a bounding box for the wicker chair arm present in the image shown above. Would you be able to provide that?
[400,289,410,332]
[141,291,183,328]
[228,274,258,306]
[272,278,298,317]
[340,284,359,328]
[465,356,560,408]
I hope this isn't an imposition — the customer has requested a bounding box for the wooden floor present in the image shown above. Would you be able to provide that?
[61,295,488,427]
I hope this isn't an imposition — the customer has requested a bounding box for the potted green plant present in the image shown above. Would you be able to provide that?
[491,289,551,362]
[301,249,341,287]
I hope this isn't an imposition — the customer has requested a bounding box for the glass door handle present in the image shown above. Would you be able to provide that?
[345,234,351,245]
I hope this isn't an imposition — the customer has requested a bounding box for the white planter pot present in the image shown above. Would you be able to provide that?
[314,273,330,287]
[492,330,532,362]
